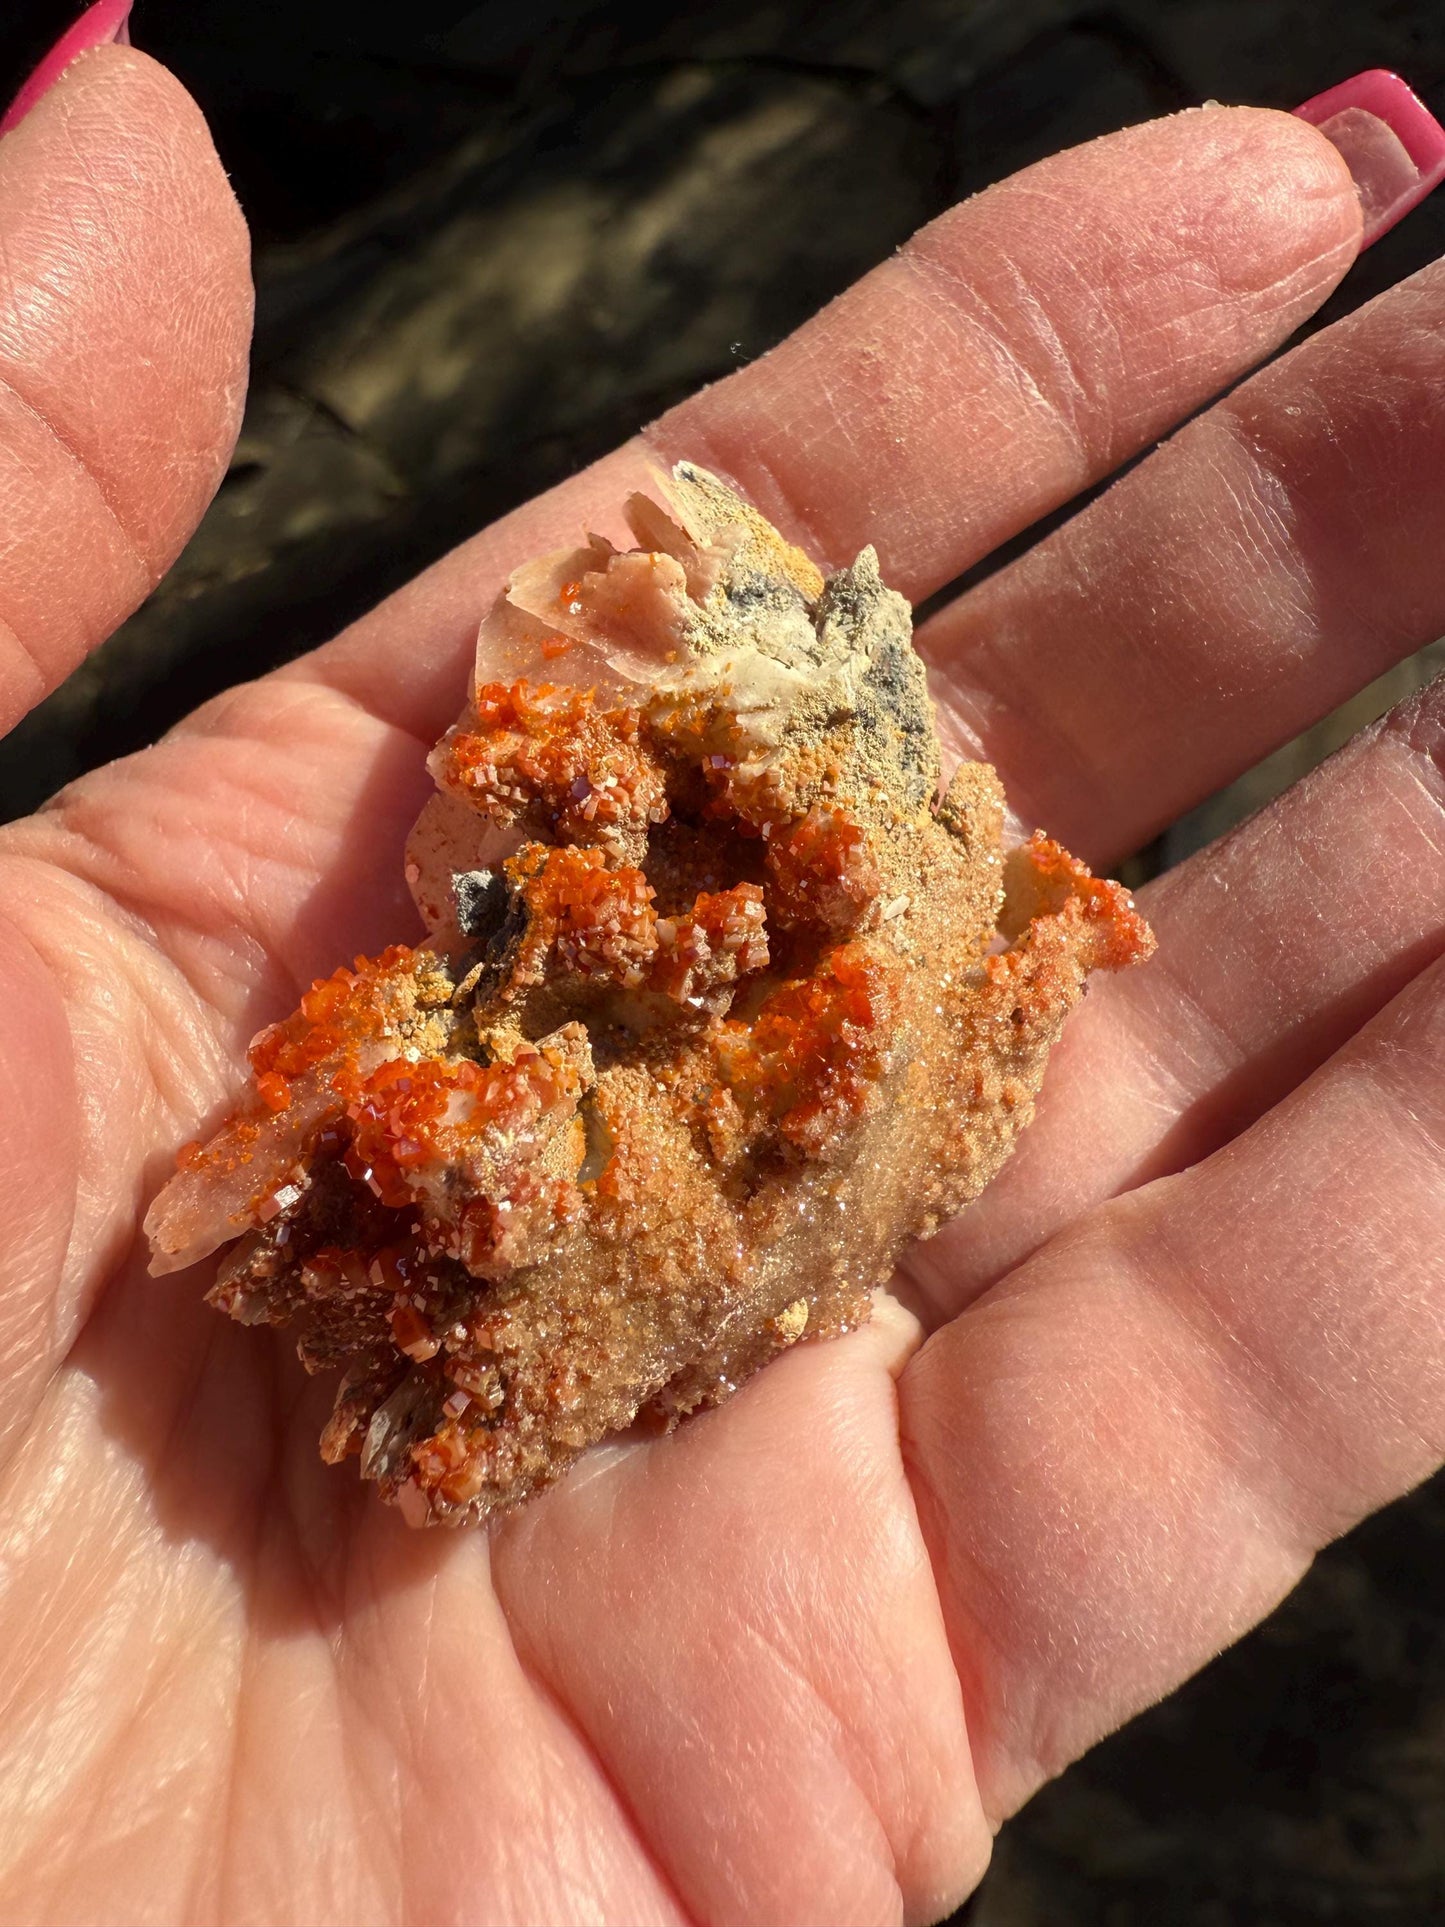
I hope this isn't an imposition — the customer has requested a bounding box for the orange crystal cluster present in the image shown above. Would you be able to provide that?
[442,679,667,846]
[765,804,881,933]
[145,462,1154,1529]
[509,845,660,986]
[342,1044,582,1215]
[717,943,894,1154]
[507,841,769,1004]
[249,945,420,1101]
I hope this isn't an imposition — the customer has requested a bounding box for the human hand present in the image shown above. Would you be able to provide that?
[0,31,1442,1925]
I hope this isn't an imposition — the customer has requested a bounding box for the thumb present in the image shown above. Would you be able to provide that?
[0,34,252,733]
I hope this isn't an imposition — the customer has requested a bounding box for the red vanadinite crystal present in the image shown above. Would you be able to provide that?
[389,1298,439,1361]
[343,1046,583,1211]
[1013,830,1155,972]
[255,1072,292,1114]
[689,885,769,971]
[511,851,771,1005]
[249,945,419,1087]
[444,680,668,843]
[513,845,659,987]
[452,1171,584,1274]
[766,804,881,931]
[412,1420,485,1507]
[717,941,894,1151]
[652,885,769,1001]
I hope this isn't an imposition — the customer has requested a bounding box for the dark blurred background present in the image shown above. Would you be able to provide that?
[3,3,1443,1921]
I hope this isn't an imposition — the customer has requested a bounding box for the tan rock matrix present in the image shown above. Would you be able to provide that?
[145,464,1153,1526]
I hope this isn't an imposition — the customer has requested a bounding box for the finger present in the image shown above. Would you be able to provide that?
[0,42,250,1423]
[900,950,1445,1827]
[0,43,251,733]
[9,95,1360,1026]
[491,1303,991,1927]
[304,106,1360,745]
[649,106,1357,596]
[921,247,1445,862]
[904,668,1445,1323]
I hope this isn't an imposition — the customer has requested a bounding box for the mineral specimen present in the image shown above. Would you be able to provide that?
[145,464,1154,1526]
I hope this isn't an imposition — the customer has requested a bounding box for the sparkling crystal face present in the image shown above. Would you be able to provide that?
[145,463,1153,1527]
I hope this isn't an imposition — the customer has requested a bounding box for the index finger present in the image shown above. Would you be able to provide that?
[301,105,1359,743]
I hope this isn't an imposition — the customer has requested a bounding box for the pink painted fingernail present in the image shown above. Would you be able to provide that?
[1,0,134,138]
[1294,70,1445,247]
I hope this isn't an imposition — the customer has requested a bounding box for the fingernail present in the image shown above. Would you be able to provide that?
[1294,70,1445,247]
[1,0,134,138]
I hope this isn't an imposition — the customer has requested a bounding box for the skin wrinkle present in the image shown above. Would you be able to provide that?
[1393,690,1445,825]
[969,254,1097,452]
[1208,421,1307,594]
[0,875,237,1366]
[0,849,224,1069]
[214,1488,388,1920]
[918,636,1099,844]
[0,1400,234,1912]
[58,111,128,325]
[1093,952,1239,1135]
[897,247,1091,481]
[1359,1006,1445,1178]
[905,156,1349,457]
[0,611,49,719]
[734,1598,902,1904]
[11,1700,115,1904]
[486,1318,988,1924]
[0,364,152,589]
[406,1562,438,1786]
[0,890,139,1356]
[897,1370,1061,1820]
[1162,1022,1445,1515]
[1208,406,1373,658]
[1271,793,1396,988]
[1121,1200,1371,1546]
[0,68,247,742]
[903,1296,1309,1819]
[22,677,424,1022]
[334,1622,407,1922]
[334,1508,692,1927]
[508,1646,698,1927]
[37,811,285,1017]
[210,1367,300,1927]
[282,660,433,761]
[1229,306,1445,579]
[867,1363,987,1917]
[361,1558,432,1924]
[920,269,1445,870]
[801,360,860,490]
[258,1518,416,1927]
[41,78,241,453]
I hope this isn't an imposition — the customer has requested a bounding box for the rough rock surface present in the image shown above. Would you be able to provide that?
[145,466,1151,1525]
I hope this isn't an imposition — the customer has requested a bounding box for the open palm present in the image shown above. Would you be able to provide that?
[0,46,1442,1926]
